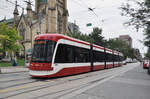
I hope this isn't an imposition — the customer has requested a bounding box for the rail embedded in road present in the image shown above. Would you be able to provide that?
[0,63,139,99]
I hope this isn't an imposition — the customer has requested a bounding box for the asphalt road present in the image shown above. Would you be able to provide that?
[71,63,150,99]
[0,63,149,99]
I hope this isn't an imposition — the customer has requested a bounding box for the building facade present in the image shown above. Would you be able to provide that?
[1,0,69,56]
[119,35,132,48]
[68,22,80,34]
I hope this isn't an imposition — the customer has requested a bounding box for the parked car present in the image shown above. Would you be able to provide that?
[126,58,132,63]
[123,60,127,65]
[143,60,149,69]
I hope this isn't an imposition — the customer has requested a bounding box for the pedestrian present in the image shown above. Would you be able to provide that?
[12,56,18,66]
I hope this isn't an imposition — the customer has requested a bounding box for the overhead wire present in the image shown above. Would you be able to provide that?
[0,0,24,20]
[5,0,25,9]
[71,0,119,28]
[80,0,99,18]
[0,0,13,13]
[72,0,101,26]
[1,0,111,27]
[71,0,99,20]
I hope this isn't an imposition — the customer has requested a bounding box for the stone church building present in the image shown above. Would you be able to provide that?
[2,0,68,55]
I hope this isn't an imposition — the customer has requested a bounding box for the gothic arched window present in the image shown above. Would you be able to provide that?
[19,23,25,41]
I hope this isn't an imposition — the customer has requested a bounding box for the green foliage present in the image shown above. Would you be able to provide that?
[0,58,25,67]
[66,27,105,45]
[106,38,136,59]
[0,23,21,56]
[145,53,150,59]
[144,25,150,47]
[145,47,150,59]
[67,27,137,59]
[66,31,93,43]
[89,27,105,46]
[0,61,12,67]
[0,35,10,51]
[120,0,150,58]
[17,58,25,66]
[106,38,126,49]
[120,0,149,30]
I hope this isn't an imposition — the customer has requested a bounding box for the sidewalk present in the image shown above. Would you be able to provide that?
[0,66,29,74]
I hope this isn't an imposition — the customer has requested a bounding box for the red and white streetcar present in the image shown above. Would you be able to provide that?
[29,34,124,78]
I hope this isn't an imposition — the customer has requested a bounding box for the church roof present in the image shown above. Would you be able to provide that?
[0,16,21,24]
[0,14,37,25]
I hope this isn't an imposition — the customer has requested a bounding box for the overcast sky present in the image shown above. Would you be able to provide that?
[0,0,147,56]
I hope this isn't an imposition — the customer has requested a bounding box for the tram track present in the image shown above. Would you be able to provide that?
[0,68,115,99]
[0,72,28,77]
[1,64,137,99]
[32,77,108,99]
[0,77,30,83]
[28,64,138,99]
[1,78,80,99]
[4,75,109,99]
[0,80,37,90]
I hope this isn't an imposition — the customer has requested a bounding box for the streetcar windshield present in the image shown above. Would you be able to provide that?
[31,40,56,63]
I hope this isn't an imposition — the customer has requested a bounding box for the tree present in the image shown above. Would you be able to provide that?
[67,27,106,46]
[0,35,10,57]
[121,0,150,48]
[121,0,150,30]
[66,31,92,43]
[145,47,150,59]
[106,38,136,59]
[89,27,105,46]
[66,27,138,59]
[0,23,21,58]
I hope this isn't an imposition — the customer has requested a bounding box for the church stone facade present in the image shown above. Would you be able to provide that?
[13,0,68,54]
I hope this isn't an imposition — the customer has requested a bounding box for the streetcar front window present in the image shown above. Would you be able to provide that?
[31,40,56,63]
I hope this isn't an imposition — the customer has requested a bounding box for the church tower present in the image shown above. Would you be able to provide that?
[35,0,46,14]
[26,0,33,25]
[13,1,19,26]
[62,0,68,34]
[34,0,68,34]
[46,0,57,33]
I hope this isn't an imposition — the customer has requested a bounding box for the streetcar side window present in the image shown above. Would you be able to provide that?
[54,44,64,63]
[93,51,105,62]
[114,55,116,61]
[119,56,123,62]
[120,56,124,61]
[114,55,119,61]
[55,44,90,63]
[106,53,113,62]
[55,44,74,63]
[74,47,90,63]
[55,44,121,63]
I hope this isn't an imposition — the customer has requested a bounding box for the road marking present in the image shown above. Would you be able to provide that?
[0,63,138,95]
[0,80,53,93]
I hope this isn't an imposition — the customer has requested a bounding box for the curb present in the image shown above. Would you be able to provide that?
[0,67,29,74]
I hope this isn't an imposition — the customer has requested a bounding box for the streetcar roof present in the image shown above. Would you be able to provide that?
[34,33,123,56]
